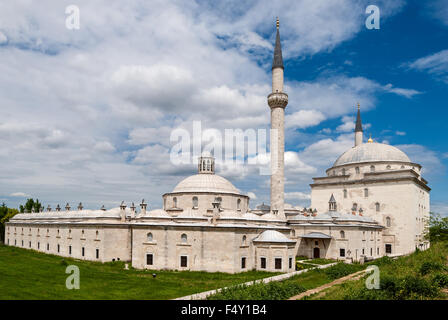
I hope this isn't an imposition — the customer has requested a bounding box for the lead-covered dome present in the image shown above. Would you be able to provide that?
[172,174,241,194]
[333,142,411,167]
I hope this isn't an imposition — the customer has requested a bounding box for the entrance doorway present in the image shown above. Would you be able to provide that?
[313,247,320,258]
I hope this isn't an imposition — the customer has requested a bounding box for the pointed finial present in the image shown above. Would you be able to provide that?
[276,17,279,29]
[368,134,373,143]
[357,102,360,110]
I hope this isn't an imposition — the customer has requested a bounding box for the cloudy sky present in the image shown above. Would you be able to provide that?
[0,0,447,215]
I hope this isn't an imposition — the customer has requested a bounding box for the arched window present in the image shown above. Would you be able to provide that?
[192,197,198,208]
[355,167,360,174]
[237,199,241,210]
[386,217,391,227]
[242,235,246,245]
[340,230,345,239]
[147,233,153,242]
[343,189,347,198]
[181,233,187,243]
[352,203,358,211]
[375,202,380,212]
[364,188,369,197]
[342,168,346,175]
[386,165,391,170]
[173,197,177,208]
[207,160,211,171]
[370,165,375,172]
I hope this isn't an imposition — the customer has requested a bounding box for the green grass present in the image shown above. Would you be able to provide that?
[0,244,279,300]
[302,258,335,265]
[208,263,364,300]
[310,242,448,300]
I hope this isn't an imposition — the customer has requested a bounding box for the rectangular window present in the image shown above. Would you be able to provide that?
[146,253,153,265]
[82,247,85,257]
[289,257,293,269]
[96,249,99,259]
[57,244,60,253]
[377,247,379,255]
[38,242,40,249]
[260,257,266,269]
[370,248,373,256]
[275,258,282,270]
[241,257,246,269]
[69,246,72,255]
[385,244,392,254]
[22,240,24,246]
[362,248,365,255]
[47,243,49,251]
[29,241,31,248]
[340,248,346,257]
[15,240,16,245]
[180,256,188,267]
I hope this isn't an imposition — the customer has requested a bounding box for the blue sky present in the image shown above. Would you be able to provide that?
[0,0,447,214]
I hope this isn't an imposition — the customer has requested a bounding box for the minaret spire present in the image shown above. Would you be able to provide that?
[354,102,363,146]
[272,17,284,70]
[267,18,288,219]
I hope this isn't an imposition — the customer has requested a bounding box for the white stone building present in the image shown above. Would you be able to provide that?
[5,20,430,273]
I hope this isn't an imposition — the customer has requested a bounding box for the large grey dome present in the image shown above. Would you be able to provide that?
[333,142,411,167]
[172,174,241,194]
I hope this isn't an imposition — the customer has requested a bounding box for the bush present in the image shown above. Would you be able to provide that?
[208,280,306,300]
[419,261,445,275]
[432,273,448,288]
[323,263,362,280]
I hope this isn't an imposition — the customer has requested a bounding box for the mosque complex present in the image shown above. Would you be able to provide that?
[5,20,430,273]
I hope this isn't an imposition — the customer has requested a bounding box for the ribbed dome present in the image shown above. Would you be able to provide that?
[172,174,240,194]
[333,142,411,167]
[253,230,295,243]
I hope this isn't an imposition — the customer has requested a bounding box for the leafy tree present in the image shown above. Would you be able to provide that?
[0,203,19,243]
[426,212,448,243]
[19,198,42,213]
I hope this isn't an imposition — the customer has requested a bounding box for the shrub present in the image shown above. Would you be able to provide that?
[432,273,448,288]
[323,263,361,280]
[208,280,306,300]
[419,261,444,275]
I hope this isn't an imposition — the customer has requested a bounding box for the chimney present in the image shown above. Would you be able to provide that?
[56,204,61,212]
[140,199,147,215]
[130,202,136,217]
[65,203,70,212]
[211,198,221,225]
[77,202,83,211]
[120,201,126,222]
[47,205,51,212]
[100,205,106,211]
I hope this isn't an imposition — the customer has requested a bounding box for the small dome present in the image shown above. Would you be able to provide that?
[172,174,240,194]
[253,230,295,243]
[333,142,411,167]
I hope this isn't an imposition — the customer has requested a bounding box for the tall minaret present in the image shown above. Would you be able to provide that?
[267,18,288,218]
[355,102,363,146]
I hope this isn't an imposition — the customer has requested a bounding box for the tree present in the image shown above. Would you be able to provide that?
[426,212,448,243]
[19,198,42,213]
[0,203,19,243]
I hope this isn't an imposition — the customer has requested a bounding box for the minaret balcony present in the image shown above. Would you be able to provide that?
[268,92,288,108]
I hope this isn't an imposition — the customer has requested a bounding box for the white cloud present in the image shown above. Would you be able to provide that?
[285,110,325,129]
[10,192,29,197]
[247,192,257,199]
[406,49,448,83]
[285,192,311,200]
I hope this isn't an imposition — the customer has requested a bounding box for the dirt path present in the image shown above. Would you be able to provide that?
[288,269,368,300]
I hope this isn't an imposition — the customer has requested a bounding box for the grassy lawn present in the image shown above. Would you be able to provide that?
[308,242,448,300]
[0,244,279,300]
[208,263,364,299]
